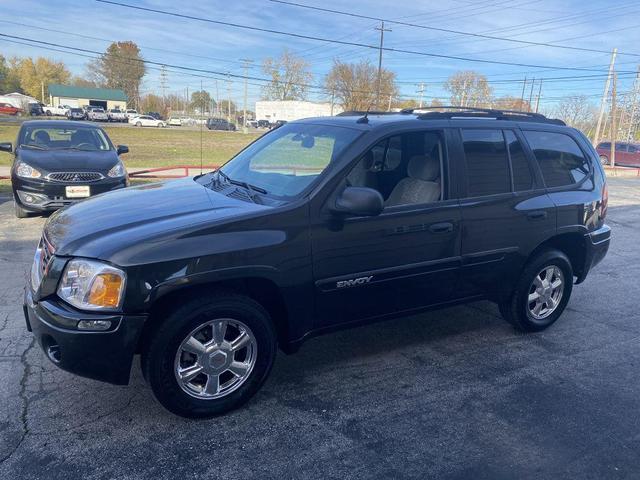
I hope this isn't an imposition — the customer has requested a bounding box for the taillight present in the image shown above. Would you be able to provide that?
[601,182,608,220]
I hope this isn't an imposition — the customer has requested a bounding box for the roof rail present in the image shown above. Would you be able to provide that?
[400,106,565,125]
[336,110,398,117]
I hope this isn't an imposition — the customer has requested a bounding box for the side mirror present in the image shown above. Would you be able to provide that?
[116,145,129,155]
[331,186,384,217]
[0,142,12,153]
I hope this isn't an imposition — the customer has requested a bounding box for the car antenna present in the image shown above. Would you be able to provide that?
[356,105,371,124]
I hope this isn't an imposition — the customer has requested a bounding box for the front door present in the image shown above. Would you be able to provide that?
[310,129,462,329]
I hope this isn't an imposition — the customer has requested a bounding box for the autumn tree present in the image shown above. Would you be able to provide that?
[139,93,166,116]
[444,71,492,107]
[88,41,145,106]
[71,75,97,88]
[262,49,313,101]
[325,59,398,111]
[17,57,71,101]
[0,55,21,93]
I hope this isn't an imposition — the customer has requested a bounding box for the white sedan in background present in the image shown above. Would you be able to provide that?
[131,115,166,127]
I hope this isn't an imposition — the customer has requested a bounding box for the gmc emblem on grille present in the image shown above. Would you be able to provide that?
[336,276,373,289]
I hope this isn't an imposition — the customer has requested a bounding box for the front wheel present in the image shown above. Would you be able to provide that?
[14,200,29,218]
[135,122,142,127]
[499,250,573,332]
[600,155,609,165]
[142,293,277,418]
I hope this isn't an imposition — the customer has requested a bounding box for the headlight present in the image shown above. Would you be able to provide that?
[58,259,126,310]
[107,161,126,178]
[16,162,42,179]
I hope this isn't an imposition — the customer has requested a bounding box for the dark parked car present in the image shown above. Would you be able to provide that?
[596,141,640,168]
[257,119,271,129]
[29,103,44,116]
[23,108,610,418]
[145,111,163,120]
[1,120,129,218]
[66,108,86,120]
[271,119,288,129]
[206,118,236,131]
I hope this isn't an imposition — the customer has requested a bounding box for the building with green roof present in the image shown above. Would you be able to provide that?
[48,84,128,110]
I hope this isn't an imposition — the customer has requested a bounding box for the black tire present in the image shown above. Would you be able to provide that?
[499,249,573,332]
[600,155,609,165]
[14,200,29,218]
[142,292,277,418]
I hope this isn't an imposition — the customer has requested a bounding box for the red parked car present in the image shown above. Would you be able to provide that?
[0,102,21,116]
[596,141,640,168]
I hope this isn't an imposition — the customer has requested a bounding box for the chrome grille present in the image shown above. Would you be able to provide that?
[47,172,104,182]
[40,234,55,275]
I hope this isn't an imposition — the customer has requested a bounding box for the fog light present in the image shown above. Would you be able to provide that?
[17,190,48,205]
[77,320,112,331]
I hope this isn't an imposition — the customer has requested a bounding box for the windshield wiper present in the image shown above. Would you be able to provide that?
[20,144,46,150]
[217,170,267,194]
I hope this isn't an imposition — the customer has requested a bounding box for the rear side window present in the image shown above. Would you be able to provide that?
[523,131,590,187]
[462,129,510,196]
[505,130,533,191]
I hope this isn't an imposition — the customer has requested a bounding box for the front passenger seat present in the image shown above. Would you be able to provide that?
[385,155,441,207]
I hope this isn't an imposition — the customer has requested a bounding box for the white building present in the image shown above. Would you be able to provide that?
[255,101,342,122]
[0,92,39,109]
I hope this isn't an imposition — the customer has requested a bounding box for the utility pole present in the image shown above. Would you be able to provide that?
[215,79,220,117]
[520,76,527,107]
[240,59,253,133]
[374,21,391,109]
[594,48,618,146]
[417,82,425,108]
[610,72,618,168]
[625,66,640,141]
[226,73,231,124]
[159,65,168,109]
[330,89,335,116]
[535,79,543,113]
[41,82,45,103]
[527,77,535,112]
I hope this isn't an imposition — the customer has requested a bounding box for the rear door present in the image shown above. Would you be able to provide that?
[452,127,556,300]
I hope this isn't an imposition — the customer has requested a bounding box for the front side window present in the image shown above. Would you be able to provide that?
[462,129,511,197]
[220,123,361,197]
[18,126,111,151]
[523,131,590,187]
[347,130,444,208]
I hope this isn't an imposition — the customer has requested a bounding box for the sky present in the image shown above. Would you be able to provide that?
[1,0,638,113]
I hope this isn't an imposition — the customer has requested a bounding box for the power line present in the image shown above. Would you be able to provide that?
[93,0,630,73]
[269,0,640,58]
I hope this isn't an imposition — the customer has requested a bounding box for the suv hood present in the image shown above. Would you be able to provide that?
[17,148,119,172]
[45,177,269,264]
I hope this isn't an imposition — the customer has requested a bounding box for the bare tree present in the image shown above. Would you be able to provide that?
[325,59,398,111]
[262,49,313,101]
[444,71,492,107]
[551,95,597,134]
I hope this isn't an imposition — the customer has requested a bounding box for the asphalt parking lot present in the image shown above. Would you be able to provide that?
[1,177,639,479]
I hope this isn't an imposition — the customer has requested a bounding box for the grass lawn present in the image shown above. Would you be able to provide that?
[0,122,261,168]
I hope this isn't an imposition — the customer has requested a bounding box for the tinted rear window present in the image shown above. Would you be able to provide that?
[523,131,590,187]
[462,129,511,197]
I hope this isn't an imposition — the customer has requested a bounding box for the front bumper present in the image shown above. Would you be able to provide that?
[14,176,127,212]
[576,224,611,284]
[24,288,146,385]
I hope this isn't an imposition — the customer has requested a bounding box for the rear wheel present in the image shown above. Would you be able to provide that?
[142,293,277,418]
[600,155,609,165]
[499,250,573,332]
[135,121,142,127]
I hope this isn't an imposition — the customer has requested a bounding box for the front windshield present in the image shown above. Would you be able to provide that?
[220,123,361,197]
[18,126,112,151]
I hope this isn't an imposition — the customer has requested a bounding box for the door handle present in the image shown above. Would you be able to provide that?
[527,211,548,220]
[429,222,454,234]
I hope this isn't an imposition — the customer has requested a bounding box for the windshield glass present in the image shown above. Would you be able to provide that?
[219,123,360,197]
[18,126,112,151]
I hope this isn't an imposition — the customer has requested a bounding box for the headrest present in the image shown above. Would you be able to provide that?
[407,155,439,181]
[34,130,50,144]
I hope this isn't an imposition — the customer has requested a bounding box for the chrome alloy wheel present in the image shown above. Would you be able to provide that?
[174,319,257,400]
[527,266,564,320]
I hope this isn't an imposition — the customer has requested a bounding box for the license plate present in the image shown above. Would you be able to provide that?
[65,185,90,198]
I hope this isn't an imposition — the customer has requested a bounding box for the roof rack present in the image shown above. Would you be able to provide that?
[400,106,565,125]
[336,110,398,117]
